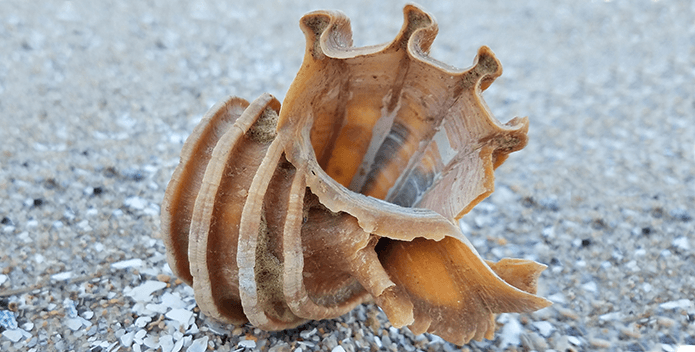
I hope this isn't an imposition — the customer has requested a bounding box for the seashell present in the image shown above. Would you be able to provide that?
[161,4,551,345]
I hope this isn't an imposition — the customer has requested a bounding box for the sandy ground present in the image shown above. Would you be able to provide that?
[1,1,694,351]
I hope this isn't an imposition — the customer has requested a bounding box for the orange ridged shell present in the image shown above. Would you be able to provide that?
[161,4,550,345]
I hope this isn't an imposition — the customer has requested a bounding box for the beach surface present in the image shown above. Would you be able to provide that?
[1,1,694,351]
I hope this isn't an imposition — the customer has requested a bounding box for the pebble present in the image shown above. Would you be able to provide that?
[553,336,574,351]
[134,329,147,341]
[144,335,160,349]
[589,338,611,348]
[619,325,642,338]
[186,323,200,334]
[126,280,168,302]
[567,336,581,346]
[120,331,135,347]
[547,293,566,304]
[581,281,598,293]
[532,307,554,320]
[599,311,622,321]
[181,336,193,349]
[657,316,676,328]
[523,332,548,350]
[159,335,174,352]
[166,309,193,329]
[135,316,152,328]
[660,299,692,310]
[51,271,73,281]
[161,292,186,309]
[269,342,291,352]
[124,196,148,210]
[65,318,84,331]
[186,336,209,352]
[77,220,92,231]
[556,307,579,320]
[238,339,257,349]
[498,314,522,349]
[2,329,25,343]
[172,337,185,352]
[112,258,144,269]
[374,335,383,348]
[625,260,640,272]
[26,337,38,348]
[533,321,555,337]
[145,302,169,314]
[300,328,317,339]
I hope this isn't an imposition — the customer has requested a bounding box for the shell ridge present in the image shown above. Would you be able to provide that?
[285,186,374,320]
[280,166,313,316]
[193,94,284,324]
[252,153,307,329]
[162,95,250,284]
[188,96,274,323]
[236,136,287,328]
[279,165,364,321]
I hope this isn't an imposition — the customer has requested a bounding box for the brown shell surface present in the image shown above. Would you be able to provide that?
[161,4,551,345]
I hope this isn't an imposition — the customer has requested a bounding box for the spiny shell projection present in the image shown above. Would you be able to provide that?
[161,4,551,345]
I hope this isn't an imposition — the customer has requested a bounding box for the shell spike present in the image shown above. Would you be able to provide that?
[389,4,437,53]
[455,46,503,94]
[300,11,352,60]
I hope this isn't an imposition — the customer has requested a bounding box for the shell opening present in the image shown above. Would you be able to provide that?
[310,85,438,206]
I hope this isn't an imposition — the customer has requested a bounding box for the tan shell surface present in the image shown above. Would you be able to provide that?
[161,4,550,345]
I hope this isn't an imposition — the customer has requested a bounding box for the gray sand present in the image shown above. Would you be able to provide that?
[1,1,694,351]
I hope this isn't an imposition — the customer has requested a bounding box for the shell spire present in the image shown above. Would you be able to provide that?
[161,3,549,346]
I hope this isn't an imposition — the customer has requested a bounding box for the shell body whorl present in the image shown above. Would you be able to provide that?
[161,4,550,345]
